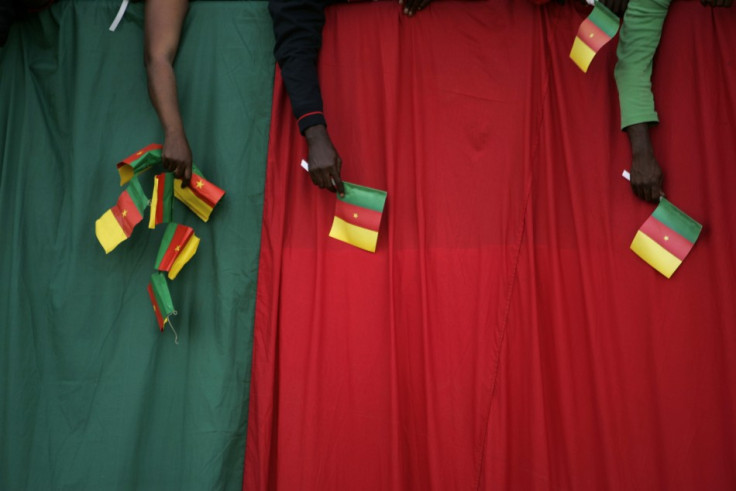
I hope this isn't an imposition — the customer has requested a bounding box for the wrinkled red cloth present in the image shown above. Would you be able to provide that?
[246,2,736,490]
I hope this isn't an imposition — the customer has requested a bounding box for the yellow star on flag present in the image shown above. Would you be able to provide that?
[175,245,181,252]
[353,213,358,218]
[196,180,204,189]
[136,151,143,156]
[122,209,128,217]
[589,33,594,38]
[664,236,669,241]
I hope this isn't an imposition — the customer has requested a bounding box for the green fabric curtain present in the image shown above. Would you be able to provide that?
[0,2,273,489]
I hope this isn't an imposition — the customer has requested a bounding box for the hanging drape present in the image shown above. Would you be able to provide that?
[0,2,273,489]
[246,1,736,489]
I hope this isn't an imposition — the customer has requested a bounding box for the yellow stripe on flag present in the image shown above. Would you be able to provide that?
[630,231,682,278]
[329,216,379,253]
[168,235,200,280]
[95,209,128,254]
[118,166,135,186]
[174,180,214,222]
[149,175,160,229]
[570,37,596,73]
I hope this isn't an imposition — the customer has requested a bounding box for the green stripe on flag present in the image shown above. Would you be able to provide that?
[162,174,173,222]
[154,222,178,268]
[126,177,150,214]
[589,2,619,38]
[339,182,387,212]
[129,148,162,173]
[652,198,702,244]
[150,272,175,319]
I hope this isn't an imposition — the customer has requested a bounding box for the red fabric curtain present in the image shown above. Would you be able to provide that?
[246,2,736,489]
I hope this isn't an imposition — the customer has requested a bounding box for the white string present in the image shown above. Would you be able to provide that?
[109,0,129,32]
[167,311,179,345]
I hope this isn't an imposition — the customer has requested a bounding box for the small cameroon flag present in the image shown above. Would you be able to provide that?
[154,223,200,280]
[630,198,702,278]
[147,272,176,331]
[174,165,225,222]
[149,172,174,229]
[95,177,149,253]
[117,143,163,185]
[329,182,387,253]
[570,2,619,73]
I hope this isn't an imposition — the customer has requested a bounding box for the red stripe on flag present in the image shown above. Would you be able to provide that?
[639,215,693,261]
[155,175,166,225]
[191,176,224,208]
[159,226,194,271]
[147,283,165,331]
[335,200,382,231]
[112,190,143,237]
[120,143,163,165]
[577,18,612,52]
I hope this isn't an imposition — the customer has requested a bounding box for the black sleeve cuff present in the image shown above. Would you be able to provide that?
[297,111,327,134]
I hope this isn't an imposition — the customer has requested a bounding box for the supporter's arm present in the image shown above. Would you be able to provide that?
[614,0,670,202]
[269,0,343,194]
[144,0,192,186]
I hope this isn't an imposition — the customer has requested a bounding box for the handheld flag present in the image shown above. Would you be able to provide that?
[117,143,163,185]
[149,172,174,229]
[174,165,225,222]
[147,272,176,331]
[154,223,200,280]
[329,182,387,253]
[630,198,702,278]
[570,2,619,73]
[95,177,149,253]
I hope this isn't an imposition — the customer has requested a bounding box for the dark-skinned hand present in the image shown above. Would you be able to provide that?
[626,123,663,203]
[162,130,193,187]
[399,0,434,17]
[305,124,345,195]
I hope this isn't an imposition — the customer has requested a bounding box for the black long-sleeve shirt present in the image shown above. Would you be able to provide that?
[269,0,342,134]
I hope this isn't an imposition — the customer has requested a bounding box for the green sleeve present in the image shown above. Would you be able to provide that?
[614,0,672,130]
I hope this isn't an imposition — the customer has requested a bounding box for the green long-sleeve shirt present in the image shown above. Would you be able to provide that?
[614,0,672,129]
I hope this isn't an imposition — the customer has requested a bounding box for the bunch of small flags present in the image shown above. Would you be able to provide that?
[95,144,226,341]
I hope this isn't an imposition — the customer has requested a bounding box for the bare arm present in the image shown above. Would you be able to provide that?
[144,0,192,186]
